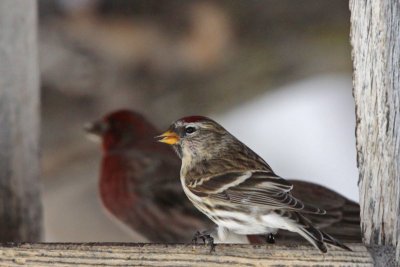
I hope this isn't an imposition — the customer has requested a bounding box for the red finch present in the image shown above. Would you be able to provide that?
[157,116,352,252]
[85,110,213,242]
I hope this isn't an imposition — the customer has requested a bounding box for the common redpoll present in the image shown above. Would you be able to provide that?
[158,115,351,252]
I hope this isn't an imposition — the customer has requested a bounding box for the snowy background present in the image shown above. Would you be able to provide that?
[217,74,358,202]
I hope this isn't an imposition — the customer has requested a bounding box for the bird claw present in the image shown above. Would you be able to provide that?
[266,233,275,244]
[192,231,206,244]
[192,230,215,253]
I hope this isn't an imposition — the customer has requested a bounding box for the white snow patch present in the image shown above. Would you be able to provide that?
[215,74,359,202]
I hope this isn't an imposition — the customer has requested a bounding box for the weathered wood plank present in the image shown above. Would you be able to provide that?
[349,0,400,265]
[0,0,42,242]
[0,243,373,266]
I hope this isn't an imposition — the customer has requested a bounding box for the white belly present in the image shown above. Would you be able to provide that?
[179,174,293,241]
[214,212,277,236]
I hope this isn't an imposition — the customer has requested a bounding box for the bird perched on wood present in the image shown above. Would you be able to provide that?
[85,110,360,245]
[85,110,213,242]
[157,115,353,252]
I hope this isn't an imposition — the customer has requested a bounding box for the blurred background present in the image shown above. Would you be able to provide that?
[38,0,356,242]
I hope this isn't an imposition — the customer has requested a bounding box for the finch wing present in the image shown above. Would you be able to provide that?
[187,170,325,214]
[287,180,361,241]
[123,150,212,220]
[104,150,212,242]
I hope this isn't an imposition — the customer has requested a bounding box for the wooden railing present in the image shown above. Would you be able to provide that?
[0,243,373,266]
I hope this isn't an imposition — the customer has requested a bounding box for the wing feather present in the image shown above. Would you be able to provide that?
[187,170,325,214]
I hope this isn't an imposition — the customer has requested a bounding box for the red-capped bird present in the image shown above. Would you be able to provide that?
[157,116,353,252]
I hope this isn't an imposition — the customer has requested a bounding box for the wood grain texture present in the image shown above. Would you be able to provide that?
[0,0,42,241]
[349,0,400,264]
[0,243,373,266]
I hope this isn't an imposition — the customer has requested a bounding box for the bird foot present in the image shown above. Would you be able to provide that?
[192,231,206,244]
[266,233,275,244]
[192,230,216,253]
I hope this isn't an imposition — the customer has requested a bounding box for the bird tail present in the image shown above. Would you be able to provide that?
[284,211,352,253]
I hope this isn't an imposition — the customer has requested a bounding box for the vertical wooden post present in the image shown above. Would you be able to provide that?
[0,0,42,241]
[350,0,400,265]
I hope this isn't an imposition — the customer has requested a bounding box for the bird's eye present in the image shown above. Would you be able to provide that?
[185,126,196,134]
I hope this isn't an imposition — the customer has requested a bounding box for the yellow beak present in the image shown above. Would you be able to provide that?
[156,131,179,145]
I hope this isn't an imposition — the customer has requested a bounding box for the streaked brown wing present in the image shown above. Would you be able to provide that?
[187,170,325,214]
[288,180,361,241]
[247,181,361,244]
[106,150,213,242]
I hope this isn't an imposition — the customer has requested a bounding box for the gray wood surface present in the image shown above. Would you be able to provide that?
[0,0,42,241]
[0,243,373,266]
[349,0,400,265]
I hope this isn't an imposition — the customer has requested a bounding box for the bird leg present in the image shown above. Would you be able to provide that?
[266,233,275,244]
[192,231,206,244]
[192,229,216,253]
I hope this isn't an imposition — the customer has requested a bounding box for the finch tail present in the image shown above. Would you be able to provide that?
[321,231,352,251]
[283,211,351,253]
